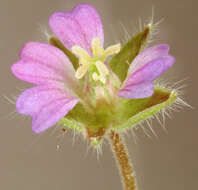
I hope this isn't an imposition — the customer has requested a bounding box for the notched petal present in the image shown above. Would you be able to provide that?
[118,56,175,99]
[127,44,170,76]
[11,42,77,86]
[15,85,79,133]
[49,4,104,53]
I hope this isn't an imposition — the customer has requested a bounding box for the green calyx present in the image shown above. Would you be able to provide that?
[63,100,117,136]
[60,87,177,142]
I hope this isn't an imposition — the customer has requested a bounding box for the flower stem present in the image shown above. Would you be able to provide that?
[109,130,137,190]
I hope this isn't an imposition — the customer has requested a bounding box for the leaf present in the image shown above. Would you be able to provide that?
[112,87,178,130]
[109,26,150,82]
[49,37,79,70]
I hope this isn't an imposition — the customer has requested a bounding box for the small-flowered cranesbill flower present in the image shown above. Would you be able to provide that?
[11,4,186,190]
[11,4,177,145]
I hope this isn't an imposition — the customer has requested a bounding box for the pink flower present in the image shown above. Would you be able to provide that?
[11,4,175,134]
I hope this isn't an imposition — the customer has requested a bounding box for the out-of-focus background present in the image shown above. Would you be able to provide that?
[0,0,197,189]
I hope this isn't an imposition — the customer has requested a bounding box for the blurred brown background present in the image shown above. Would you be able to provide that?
[0,0,197,189]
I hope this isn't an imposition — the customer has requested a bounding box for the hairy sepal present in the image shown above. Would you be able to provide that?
[49,37,79,70]
[62,102,116,137]
[59,88,177,138]
[59,117,83,133]
[109,26,150,83]
[112,87,177,130]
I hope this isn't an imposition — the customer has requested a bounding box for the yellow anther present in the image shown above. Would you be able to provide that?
[80,57,89,65]
[72,46,91,61]
[103,44,121,58]
[75,64,90,79]
[91,37,104,57]
[95,61,109,77]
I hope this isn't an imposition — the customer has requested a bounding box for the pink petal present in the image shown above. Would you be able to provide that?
[11,42,76,86]
[118,82,154,99]
[118,56,175,99]
[32,98,78,133]
[128,44,170,76]
[16,85,79,133]
[49,4,104,53]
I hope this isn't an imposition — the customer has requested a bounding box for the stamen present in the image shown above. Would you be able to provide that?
[72,38,120,81]
[91,61,109,84]
[80,58,89,65]
[92,72,100,81]
[75,64,90,79]
[99,76,106,84]
[92,37,104,57]
[92,71,106,84]
[95,61,109,77]
[72,46,91,61]
[103,44,121,58]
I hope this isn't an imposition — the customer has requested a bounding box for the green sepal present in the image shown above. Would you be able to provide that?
[64,102,115,134]
[49,37,79,70]
[109,26,150,82]
[59,88,177,136]
[112,87,178,130]
[59,117,83,133]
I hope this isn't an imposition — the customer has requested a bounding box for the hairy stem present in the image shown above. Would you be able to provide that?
[109,130,137,190]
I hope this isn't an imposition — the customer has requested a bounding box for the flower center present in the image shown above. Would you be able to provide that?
[72,37,121,84]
